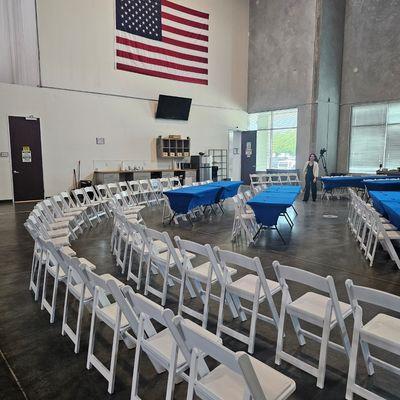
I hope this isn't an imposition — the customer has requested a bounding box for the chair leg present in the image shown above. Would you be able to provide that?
[216,282,227,338]
[108,317,121,394]
[316,304,332,389]
[248,297,260,354]
[74,296,85,354]
[346,308,361,400]
[275,290,288,365]
[87,296,98,370]
[131,321,145,400]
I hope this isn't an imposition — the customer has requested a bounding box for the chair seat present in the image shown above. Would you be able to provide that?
[54,216,75,223]
[78,258,96,270]
[288,292,352,324]
[48,264,66,279]
[51,236,70,247]
[49,221,70,229]
[99,302,129,328]
[69,282,92,301]
[188,262,237,284]
[146,328,186,367]
[60,246,76,257]
[382,223,398,231]
[48,228,70,238]
[198,357,295,400]
[101,274,125,288]
[362,313,400,349]
[381,230,400,239]
[228,274,280,301]
[154,249,195,266]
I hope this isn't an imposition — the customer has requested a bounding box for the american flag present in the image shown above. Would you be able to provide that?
[115,0,209,85]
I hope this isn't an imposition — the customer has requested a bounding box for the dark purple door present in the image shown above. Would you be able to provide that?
[241,131,257,185]
[9,116,44,201]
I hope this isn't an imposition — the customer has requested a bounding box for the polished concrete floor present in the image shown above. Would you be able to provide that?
[0,198,399,400]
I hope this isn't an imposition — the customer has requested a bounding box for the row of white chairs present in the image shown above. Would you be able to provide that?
[25,198,297,399]
[348,189,400,269]
[250,172,300,191]
[112,212,400,399]
[25,188,400,400]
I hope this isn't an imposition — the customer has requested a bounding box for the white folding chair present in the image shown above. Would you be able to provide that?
[215,249,281,353]
[159,177,172,192]
[143,227,196,306]
[288,172,300,185]
[72,188,105,223]
[178,317,296,400]
[118,180,130,193]
[169,176,182,188]
[139,179,158,206]
[96,184,113,202]
[365,212,400,269]
[149,178,164,202]
[126,221,167,289]
[174,237,239,329]
[86,269,134,394]
[60,255,100,353]
[345,279,400,400]
[106,182,120,196]
[130,293,189,400]
[84,186,112,217]
[273,261,352,388]
[40,238,70,323]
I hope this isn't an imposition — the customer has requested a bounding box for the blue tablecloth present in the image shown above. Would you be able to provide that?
[383,202,400,229]
[364,179,400,191]
[247,187,299,227]
[165,186,221,214]
[208,181,243,200]
[370,191,400,215]
[320,175,387,190]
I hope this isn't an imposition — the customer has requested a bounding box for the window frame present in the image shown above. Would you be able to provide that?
[349,101,400,173]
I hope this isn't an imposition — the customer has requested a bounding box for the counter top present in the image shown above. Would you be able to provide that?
[93,169,196,173]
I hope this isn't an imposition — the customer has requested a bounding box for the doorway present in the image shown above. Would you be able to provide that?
[9,116,44,202]
[240,130,257,185]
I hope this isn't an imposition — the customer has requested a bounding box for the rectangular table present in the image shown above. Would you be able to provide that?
[364,179,400,191]
[208,181,243,201]
[164,181,242,223]
[320,175,388,191]
[369,190,400,218]
[247,186,301,243]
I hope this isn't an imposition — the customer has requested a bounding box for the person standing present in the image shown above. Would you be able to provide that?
[303,153,319,202]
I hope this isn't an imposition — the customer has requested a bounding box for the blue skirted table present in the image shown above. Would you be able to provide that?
[164,181,242,223]
[369,190,400,220]
[247,186,301,243]
[364,179,400,192]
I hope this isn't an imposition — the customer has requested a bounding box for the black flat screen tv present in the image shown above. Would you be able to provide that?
[155,95,192,121]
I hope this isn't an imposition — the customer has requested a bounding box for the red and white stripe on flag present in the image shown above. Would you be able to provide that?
[115,0,209,85]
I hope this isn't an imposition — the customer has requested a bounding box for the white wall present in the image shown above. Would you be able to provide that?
[36,0,249,110]
[0,0,249,200]
[0,83,248,199]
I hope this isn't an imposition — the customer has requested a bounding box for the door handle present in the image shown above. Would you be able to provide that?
[13,170,20,174]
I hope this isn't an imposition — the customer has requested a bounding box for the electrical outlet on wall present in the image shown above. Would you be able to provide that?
[0,152,9,158]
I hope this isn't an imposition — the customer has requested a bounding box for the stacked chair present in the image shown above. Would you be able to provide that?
[24,179,400,399]
[250,172,300,192]
[347,188,400,269]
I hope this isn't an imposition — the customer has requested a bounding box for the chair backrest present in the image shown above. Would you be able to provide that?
[175,237,226,284]
[169,177,182,187]
[106,183,120,196]
[128,180,141,194]
[149,179,161,192]
[272,261,345,321]
[96,184,111,200]
[139,180,151,191]
[159,178,171,190]
[272,261,331,293]
[60,191,78,208]
[83,186,100,202]
[346,279,400,314]
[118,181,130,193]
[216,248,270,294]
[72,188,88,206]
[179,318,241,374]
[144,227,180,267]
[132,292,166,326]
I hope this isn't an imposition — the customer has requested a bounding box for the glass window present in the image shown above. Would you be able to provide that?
[349,102,400,173]
[249,108,297,171]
